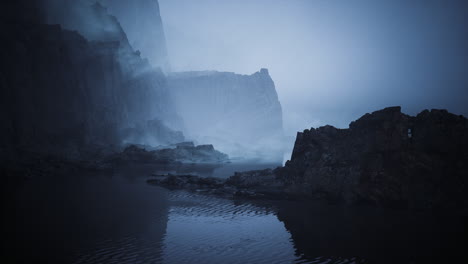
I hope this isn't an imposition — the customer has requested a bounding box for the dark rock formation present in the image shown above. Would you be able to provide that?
[147,174,227,191]
[0,0,182,159]
[147,107,468,211]
[279,106,468,210]
[167,69,284,162]
[110,143,229,164]
[147,172,281,199]
[43,0,182,128]
[224,169,285,197]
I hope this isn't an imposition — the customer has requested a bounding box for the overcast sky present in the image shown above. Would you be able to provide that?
[159,0,468,136]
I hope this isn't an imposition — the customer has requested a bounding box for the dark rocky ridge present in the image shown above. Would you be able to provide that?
[149,107,468,211]
[279,106,468,210]
[0,0,183,160]
[147,169,281,199]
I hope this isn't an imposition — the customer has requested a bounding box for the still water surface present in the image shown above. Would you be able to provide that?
[5,163,466,263]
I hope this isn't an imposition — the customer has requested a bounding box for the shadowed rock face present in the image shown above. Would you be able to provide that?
[145,107,468,211]
[0,0,182,158]
[280,106,468,210]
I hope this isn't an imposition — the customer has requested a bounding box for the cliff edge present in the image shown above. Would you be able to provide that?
[168,69,284,162]
[279,106,468,210]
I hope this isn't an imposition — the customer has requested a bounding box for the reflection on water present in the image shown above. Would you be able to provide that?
[5,165,170,263]
[161,191,299,264]
[4,163,467,263]
[275,201,467,264]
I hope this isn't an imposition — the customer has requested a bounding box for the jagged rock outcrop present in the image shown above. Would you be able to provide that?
[0,0,182,159]
[147,170,282,199]
[147,107,468,211]
[279,106,468,210]
[168,69,284,162]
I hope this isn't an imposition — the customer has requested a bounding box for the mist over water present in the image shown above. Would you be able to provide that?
[22,0,468,163]
[159,0,468,136]
[40,0,468,162]
[3,1,468,263]
[39,0,287,162]
[8,165,465,263]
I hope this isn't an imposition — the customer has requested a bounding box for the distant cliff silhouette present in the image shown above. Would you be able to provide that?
[168,69,284,162]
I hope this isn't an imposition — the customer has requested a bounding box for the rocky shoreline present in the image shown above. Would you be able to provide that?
[147,169,288,200]
[1,142,229,188]
[147,107,468,212]
[107,142,229,165]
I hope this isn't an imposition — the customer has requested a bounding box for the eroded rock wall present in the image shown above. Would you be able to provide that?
[280,107,468,209]
[0,0,182,158]
[168,69,284,162]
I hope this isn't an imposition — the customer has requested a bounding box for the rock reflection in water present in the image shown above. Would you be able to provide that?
[160,191,298,264]
[150,162,281,179]
[274,201,467,264]
[5,163,466,264]
[5,166,170,264]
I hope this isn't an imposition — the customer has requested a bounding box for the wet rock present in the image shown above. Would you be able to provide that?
[278,107,468,210]
[226,168,282,189]
[147,174,239,198]
[148,168,288,200]
[142,107,468,209]
[148,174,223,189]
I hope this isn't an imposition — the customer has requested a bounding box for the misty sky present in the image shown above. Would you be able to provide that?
[159,0,468,136]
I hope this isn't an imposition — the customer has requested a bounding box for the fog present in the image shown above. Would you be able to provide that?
[159,0,468,136]
[36,0,468,162]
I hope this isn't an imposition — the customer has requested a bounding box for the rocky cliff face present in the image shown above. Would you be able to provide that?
[158,106,467,210]
[280,106,468,210]
[168,69,284,162]
[97,0,170,72]
[0,0,182,158]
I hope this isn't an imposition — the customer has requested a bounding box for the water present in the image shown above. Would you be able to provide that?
[4,163,467,263]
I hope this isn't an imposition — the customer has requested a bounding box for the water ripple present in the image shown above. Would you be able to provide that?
[73,189,364,264]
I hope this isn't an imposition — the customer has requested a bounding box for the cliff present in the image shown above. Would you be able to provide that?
[280,106,468,210]
[0,0,182,159]
[97,0,170,72]
[167,69,284,162]
[151,107,468,210]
